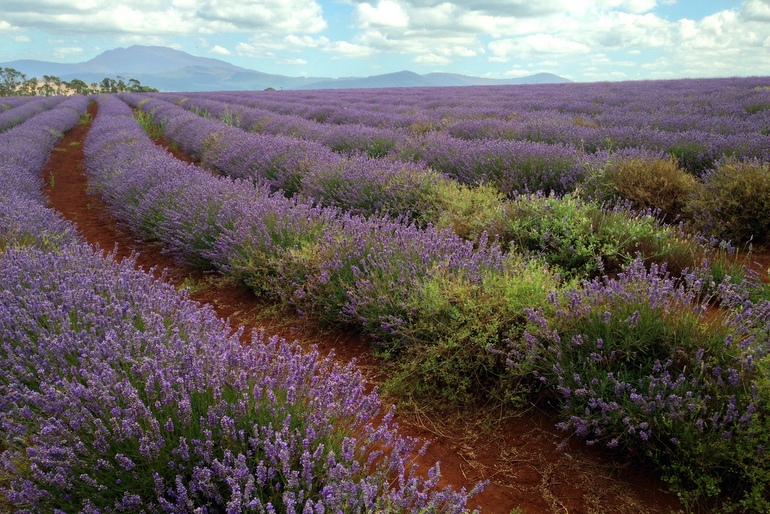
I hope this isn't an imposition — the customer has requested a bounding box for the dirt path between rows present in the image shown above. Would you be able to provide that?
[40,102,684,513]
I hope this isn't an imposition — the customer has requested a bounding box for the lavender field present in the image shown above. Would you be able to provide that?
[2,76,770,512]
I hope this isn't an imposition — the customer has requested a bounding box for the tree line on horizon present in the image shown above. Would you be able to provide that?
[0,67,158,97]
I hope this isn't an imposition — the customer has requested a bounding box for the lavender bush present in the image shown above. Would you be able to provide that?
[174,93,401,159]
[0,244,480,513]
[124,94,442,222]
[0,192,81,251]
[0,96,65,132]
[0,95,88,199]
[394,131,588,196]
[0,95,88,251]
[521,258,770,510]
[122,94,345,197]
[299,157,439,219]
[1,95,480,511]
[87,95,563,410]
[0,96,40,112]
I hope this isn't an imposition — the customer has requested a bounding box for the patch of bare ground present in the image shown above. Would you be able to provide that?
[40,102,685,513]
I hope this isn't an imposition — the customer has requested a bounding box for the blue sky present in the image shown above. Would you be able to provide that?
[0,0,767,82]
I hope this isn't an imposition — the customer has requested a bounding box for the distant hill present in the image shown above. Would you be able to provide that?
[301,70,571,89]
[0,45,571,92]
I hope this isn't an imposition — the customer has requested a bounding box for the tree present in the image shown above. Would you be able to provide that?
[41,75,64,96]
[69,79,90,95]
[0,67,26,96]
[19,76,38,96]
[0,70,156,96]
[100,77,117,93]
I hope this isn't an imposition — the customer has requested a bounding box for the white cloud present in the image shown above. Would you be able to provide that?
[284,34,323,49]
[52,46,83,58]
[324,40,376,58]
[604,0,658,14]
[236,34,327,57]
[488,34,590,61]
[357,0,409,28]
[588,12,671,48]
[209,45,230,55]
[502,68,536,78]
[391,0,562,17]
[277,58,308,65]
[1,0,767,81]
[197,0,326,33]
[742,0,770,22]
[236,39,290,56]
[413,52,451,64]
[0,0,327,35]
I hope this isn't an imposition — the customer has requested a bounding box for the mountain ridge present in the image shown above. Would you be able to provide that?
[1,45,571,91]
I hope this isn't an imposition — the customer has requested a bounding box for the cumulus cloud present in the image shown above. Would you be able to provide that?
[237,32,377,60]
[209,45,230,55]
[588,12,671,48]
[502,67,538,78]
[235,33,329,59]
[357,0,409,28]
[277,58,308,65]
[0,0,326,35]
[52,46,83,58]
[329,0,770,77]
[601,0,658,14]
[373,0,562,17]
[197,0,326,33]
[323,40,376,59]
[413,52,451,64]
[1,0,767,80]
[489,34,591,61]
[742,0,770,21]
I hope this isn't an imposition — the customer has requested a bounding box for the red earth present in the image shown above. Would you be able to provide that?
[42,101,767,514]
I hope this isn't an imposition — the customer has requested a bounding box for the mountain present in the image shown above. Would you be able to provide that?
[0,46,329,91]
[0,45,570,92]
[301,70,571,89]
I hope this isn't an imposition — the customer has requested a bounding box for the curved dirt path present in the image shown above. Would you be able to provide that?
[41,102,684,514]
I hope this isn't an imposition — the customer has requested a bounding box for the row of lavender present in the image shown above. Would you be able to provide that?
[0,99,476,512]
[88,94,532,348]
[0,96,86,246]
[126,91,589,198]
[0,95,41,112]
[120,92,751,281]
[131,85,770,255]
[94,93,770,509]
[0,95,66,132]
[165,76,770,173]
[153,89,606,192]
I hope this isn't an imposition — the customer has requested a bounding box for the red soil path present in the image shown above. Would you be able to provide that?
[41,102,688,513]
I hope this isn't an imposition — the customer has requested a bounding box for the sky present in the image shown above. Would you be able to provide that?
[0,0,768,82]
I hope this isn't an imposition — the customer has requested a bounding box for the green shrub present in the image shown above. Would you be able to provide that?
[590,156,697,221]
[686,159,770,246]
[415,179,508,241]
[134,108,164,140]
[384,255,556,406]
[500,193,704,279]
